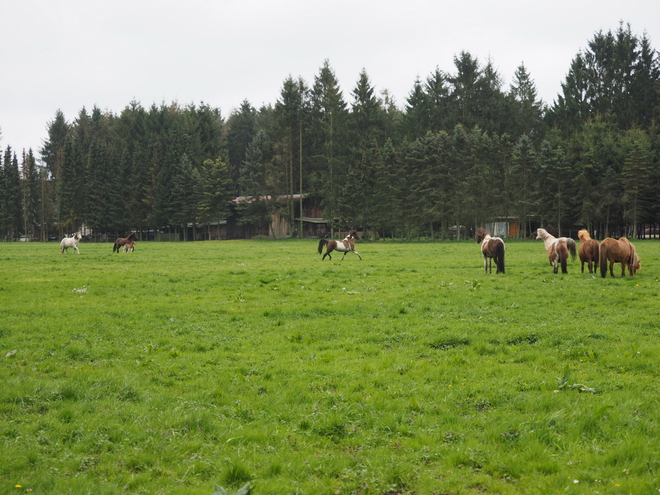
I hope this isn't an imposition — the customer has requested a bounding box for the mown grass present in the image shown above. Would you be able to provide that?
[1,238,659,494]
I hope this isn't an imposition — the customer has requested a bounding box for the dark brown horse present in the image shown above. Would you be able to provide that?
[113,232,137,253]
[577,229,599,274]
[599,237,641,278]
[475,227,505,274]
[318,230,362,261]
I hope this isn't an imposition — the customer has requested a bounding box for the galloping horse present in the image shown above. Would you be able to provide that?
[536,228,575,274]
[599,237,641,278]
[60,232,82,254]
[475,227,505,274]
[577,229,599,274]
[122,240,136,253]
[113,232,137,253]
[318,230,362,261]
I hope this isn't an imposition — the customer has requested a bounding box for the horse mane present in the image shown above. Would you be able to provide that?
[577,229,591,241]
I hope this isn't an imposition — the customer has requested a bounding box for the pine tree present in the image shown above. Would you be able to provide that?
[21,149,40,238]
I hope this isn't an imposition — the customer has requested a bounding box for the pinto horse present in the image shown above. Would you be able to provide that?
[318,230,362,261]
[536,228,575,274]
[60,232,82,254]
[113,232,137,253]
[577,229,599,274]
[122,240,136,253]
[599,237,641,278]
[475,227,505,274]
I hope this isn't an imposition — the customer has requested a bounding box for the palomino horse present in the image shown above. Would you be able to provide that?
[475,227,505,274]
[60,232,82,254]
[577,229,599,274]
[536,228,575,274]
[318,230,362,261]
[122,240,136,253]
[599,237,641,278]
[113,232,137,253]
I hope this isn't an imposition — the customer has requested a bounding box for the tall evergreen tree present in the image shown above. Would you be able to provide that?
[227,100,257,195]
[40,110,69,179]
[1,147,22,239]
[310,60,349,230]
[21,149,40,239]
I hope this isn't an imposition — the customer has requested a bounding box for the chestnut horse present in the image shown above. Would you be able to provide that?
[536,228,574,274]
[113,232,137,253]
[599,237,641,278]
[122,240,136,253]
[577,229,599,274]
[475,227,505,274]
[318,230,362,261]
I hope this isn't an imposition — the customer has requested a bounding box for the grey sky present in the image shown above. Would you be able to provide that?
[1,0,659,157]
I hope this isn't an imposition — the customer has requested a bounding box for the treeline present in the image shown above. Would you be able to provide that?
[1,23,659,241]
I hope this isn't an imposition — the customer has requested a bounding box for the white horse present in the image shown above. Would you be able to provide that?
[60,232,82,254]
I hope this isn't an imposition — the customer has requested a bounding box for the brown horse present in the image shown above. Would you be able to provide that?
[548,239,569,274]
[122,240,136,253]
[113,232,137,253]
[475,227,505,274]
[318,230,362,261]
[577,229,599,274]
[536,228,576,274]
[599,237,641,278]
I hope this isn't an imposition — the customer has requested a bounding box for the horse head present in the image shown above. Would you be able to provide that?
[347,230,359,240]
[536,228,548,240]
[475,227,487,243]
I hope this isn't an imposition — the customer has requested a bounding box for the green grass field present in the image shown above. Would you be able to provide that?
[1,238,659,494]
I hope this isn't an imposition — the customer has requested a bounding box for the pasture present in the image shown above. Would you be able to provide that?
[1,239,659,494]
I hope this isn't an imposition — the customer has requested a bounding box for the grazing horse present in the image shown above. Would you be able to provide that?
[577,229,600,274]
[599,237,641,278]
[122,240,136,253]
[475,227,505,274]
[60,232,82,254]
[318,230,362,261]
[113,232,137,253]
[536,228,575,274]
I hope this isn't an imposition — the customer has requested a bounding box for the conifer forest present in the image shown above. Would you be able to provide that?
[2,25,660,241]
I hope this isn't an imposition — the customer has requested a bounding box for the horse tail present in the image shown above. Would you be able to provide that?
[558,241,568,274]
[112,242,118,253]
[567,238,577,261]
[495,241,505,274]
[599,241,609,278]
[318,239,328,255]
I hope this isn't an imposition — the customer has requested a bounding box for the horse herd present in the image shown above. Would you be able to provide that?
[476,227,641,278]
[59,228,641,279]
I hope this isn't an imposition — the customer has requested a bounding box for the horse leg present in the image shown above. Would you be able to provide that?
[352,250,362,260]
[609,260,615,278]
[322,249,331,261]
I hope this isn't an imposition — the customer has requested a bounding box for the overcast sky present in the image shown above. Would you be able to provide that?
[1,0,659,158]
